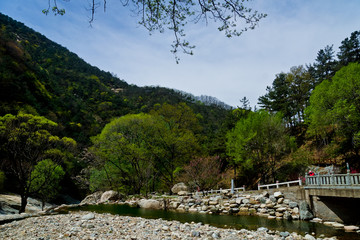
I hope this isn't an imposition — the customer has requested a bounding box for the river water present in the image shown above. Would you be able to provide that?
[68,204,360,239]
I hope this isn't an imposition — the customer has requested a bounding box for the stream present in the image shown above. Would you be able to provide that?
[66,204,360,239]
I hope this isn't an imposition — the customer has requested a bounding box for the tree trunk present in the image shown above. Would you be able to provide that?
[19,194,28,213]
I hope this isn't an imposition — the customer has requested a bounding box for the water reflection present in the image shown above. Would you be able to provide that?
[68,204,360,240]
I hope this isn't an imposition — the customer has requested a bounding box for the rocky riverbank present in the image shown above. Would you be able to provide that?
[0,211,337,240]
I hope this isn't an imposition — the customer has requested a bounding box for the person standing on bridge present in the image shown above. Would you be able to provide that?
[308,170,315,176]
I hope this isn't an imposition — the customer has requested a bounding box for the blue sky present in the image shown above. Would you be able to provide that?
[1,0,360,108]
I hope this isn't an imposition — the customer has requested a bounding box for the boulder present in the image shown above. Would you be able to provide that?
[138,199,161,209]
[273,191,283,198]
[171,182,188,194]
[100,190,122,203]
[177,191,188,196]
[344,225,360,232]
[82,213,95,220]
[80,191,103,205]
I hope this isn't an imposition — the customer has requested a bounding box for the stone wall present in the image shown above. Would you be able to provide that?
[148,188,313,221]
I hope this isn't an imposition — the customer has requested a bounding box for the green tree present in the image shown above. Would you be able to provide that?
[308,45,337,84]
[150,103,201,192]
[44,0,266,61]
[338,30,360,66]
[306,63,360,163]
[258,66,314,127]
[90,113,157,194]
[29,159,65,210]
[226,110,295,187]
[0,113,76,213]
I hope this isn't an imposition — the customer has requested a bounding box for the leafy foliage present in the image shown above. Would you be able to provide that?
[29,159,65,210]
[306,63,360,165]
[90,108,201,194]
[0,113,76,212]
[226,110,295,186]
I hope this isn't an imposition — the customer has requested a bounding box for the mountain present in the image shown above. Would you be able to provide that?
[0,12,231,145]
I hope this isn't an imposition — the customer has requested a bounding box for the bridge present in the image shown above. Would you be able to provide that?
[304,172,360,224]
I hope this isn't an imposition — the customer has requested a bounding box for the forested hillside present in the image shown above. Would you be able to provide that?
[0,13,230,145]
[0,13,233,209]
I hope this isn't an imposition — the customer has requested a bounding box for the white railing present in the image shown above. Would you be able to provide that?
[305,172,360,187]
[258,179,302,190]
[193,186,246,195]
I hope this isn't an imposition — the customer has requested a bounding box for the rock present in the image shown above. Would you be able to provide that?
[269,196,277,202]
[170,201,180,209]
[257,227,268,232]
[230,208,239,213]
[299,201,313,220]
[279,231,290,237]
[310,217,322,223]
[177,191,188,196]
[283,211,292,220]
[209,200,218,205]
[276,207,287,212]
[292,207,299,214]
[262,191,269,198]
[273,192,283,198]
[80,191,103,205]
[277,198,284,204]
[171,183,188,194]
[100,190,122,203]
[239,207,249,212]
[211,231,221,239]
[191,231,200,237]
[138,199,161,209]
[188,207,198,213]
[288,201,298,208]
[344,225,360,232]
[304,234,316,240]
[235,197,244,204]
[82,213,95,220]
[332,222,345,228]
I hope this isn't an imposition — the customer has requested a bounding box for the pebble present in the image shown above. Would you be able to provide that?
[0,211,342,240]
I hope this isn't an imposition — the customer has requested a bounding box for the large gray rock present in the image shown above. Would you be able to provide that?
[80,191,103,205]
[171,183,188,194]
[138,199,161,209]
[299,201,314,220]
[100,190,122,203]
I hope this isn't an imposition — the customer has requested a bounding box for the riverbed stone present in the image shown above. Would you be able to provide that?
[171,182,188,194]
[100,190,122,203]
[273,191,283,198]
[82,213,95,220]
[138,199,161,209]
[177,191,188,196]
[289,201,298,208]
[344,225,360,231]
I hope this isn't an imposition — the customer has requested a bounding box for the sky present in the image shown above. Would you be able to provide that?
[1,0,360,108]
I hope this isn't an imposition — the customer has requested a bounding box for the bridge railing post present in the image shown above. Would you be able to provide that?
[317,174,321,186]
[330,174,334,185]
[347,170,352,185]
